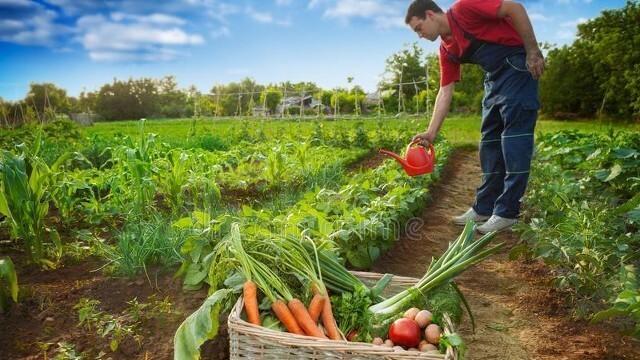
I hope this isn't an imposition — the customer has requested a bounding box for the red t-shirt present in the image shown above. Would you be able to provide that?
[439,0,524,86]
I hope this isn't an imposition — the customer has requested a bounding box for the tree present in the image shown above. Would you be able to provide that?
[383,43,426,99]
[539,1,640,119]
[25,83,71,117]
[259,87,283,115]
[158,76,188,118]
[95,78,160,120]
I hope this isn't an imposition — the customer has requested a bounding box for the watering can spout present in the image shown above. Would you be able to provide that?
[378,149,408,167]
[378,142,436,177]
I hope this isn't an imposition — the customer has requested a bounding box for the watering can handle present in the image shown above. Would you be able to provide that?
[406,140,435,155]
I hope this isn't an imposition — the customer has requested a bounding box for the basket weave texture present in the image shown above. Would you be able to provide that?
[228,271,458,360]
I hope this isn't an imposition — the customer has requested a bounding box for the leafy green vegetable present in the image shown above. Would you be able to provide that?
[331,286,373,342]
[0,257,19,312]
[174,289,234,360]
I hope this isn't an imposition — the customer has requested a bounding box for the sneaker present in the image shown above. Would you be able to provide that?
[452,208,490,225]
[476,215,517,234]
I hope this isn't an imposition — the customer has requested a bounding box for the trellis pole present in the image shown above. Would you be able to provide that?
[425,60,430,116]
[414,79,420,115]
[299,87,305,118]
[262,89,268,117]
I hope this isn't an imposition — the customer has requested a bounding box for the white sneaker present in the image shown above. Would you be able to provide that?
[476,215,517,234]
[452,208,490,225]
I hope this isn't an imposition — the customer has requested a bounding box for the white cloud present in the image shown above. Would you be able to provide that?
[246,7,274,23]
[529,13,551,22]
[320,0,405,28]
[211,26,230,38]
[0,19,24,32]
[325,0,388,18]
[0,1,73,46]
[245,6,291,26]
[556,29,576,40]
[42,0,104,15]
[308,0,327,9]
[206,2,240,23]
[560,17,588,28]
[110,12,186,25]
[76,13,204,62]
[373,16,404,29]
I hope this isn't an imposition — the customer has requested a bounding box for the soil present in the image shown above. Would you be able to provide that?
[347,150,388,172]
[0,257,229,360]
[372,149,640,359]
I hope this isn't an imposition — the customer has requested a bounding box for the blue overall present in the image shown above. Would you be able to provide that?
[445,10,539,219]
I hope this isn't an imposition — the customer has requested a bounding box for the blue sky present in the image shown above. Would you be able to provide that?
[0,0,626,101]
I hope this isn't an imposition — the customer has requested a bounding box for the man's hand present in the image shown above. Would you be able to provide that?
[412,131,436,147]
[526,49,545,80]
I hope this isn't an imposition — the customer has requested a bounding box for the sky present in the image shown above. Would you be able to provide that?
[0,0,627,101]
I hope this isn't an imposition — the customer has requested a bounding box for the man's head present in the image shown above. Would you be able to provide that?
[405,0,444,41]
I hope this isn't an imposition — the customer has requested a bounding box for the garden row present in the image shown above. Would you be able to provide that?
[517,130,640,335]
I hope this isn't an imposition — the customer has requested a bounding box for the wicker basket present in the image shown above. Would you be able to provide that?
[228,271,458,359]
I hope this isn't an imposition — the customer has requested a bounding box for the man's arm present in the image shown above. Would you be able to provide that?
[412,82,454,146]
[498,0,545,79]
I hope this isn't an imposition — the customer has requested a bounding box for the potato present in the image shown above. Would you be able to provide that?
[408,348,419,352]
[425,324,442,344]
[420,342,438,352]
[414,310,432,328]
[403,307,420,320]
[384,339,394,347]
[372,337,384,345]
[393,346,405,352]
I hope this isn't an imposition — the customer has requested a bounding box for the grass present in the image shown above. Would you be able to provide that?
[85,115,640,149]
[439,115,640,147]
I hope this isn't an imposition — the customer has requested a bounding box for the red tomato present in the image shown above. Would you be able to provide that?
[388,318,421,348]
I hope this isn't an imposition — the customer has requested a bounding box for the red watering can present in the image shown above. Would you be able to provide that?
[379,141,436,177]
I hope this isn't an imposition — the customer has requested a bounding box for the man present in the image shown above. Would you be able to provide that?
[406,0,545,233]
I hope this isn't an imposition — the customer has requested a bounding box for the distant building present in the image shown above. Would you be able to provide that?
[276,95,328,116]
[252,106,270,117]
[70,113,96,126]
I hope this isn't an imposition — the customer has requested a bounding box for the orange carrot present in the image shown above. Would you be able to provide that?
[272,300,304,335]
[321,296,341,340]
[288,298,327,338]
[307,294,325,323]
[243,281,261,326]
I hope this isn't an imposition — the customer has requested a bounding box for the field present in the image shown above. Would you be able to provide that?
[1,115,640,359]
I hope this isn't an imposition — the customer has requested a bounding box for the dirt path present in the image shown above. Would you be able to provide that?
[372,149,640,360]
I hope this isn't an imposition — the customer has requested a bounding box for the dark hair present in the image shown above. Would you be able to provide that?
[405,0,443,24]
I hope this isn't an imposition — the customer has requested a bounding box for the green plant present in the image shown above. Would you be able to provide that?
[0,257,19,312]
[100,215,186,277]
[592,265,640,336]
[0,143,64,266]
[51,341,84,360]
[74,297,142,353]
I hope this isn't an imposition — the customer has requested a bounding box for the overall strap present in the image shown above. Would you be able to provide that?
[445,9,487,64]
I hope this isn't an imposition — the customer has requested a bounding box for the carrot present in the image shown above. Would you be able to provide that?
[272,300,304,335]
[321,296,341,340]
[243,281,261,326]
[307,294,325,323]
[288,298,327,338]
